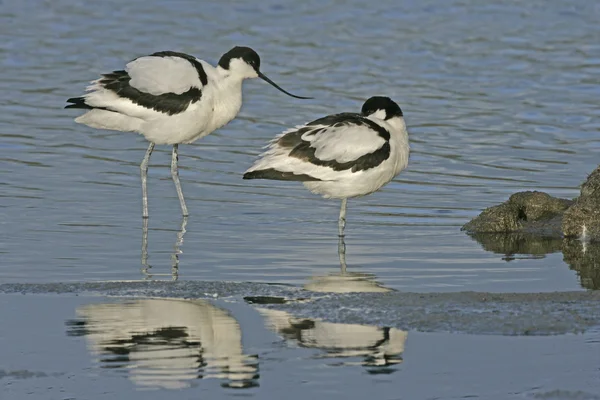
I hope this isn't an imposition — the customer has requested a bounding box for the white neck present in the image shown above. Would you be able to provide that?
[384,116,406,134]
[208,67,245,132]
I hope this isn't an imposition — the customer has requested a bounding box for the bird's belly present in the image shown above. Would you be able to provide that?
[303,162,399,199]
[139,95,241,145]
[139,107,212,145]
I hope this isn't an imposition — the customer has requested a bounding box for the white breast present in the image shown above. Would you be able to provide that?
[143,65,244,145]
[384,116,410,175]
[208,79,243,134]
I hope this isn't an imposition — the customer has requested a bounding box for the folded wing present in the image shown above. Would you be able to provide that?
[244,113,391,181]
[66,51,208,117]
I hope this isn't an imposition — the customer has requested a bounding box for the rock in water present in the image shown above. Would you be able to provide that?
[462,165,600,241]
[562,165,600,242]
[461,191,572,235]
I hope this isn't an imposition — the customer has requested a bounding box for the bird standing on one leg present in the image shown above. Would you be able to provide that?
[66,46,311,218]
[243,96,409,237]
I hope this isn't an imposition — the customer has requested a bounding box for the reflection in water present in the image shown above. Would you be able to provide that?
[562,239,600,290]
[258,308,407,373]
[141,217,187,281]
[467,233,600,290]
[257,231,404,367]
[304,236,392,293]
[66,299,259,389]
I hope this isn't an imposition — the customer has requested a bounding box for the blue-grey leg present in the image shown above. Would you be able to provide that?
[171,144,189,217]
[141,217,151,279]
[170,216,188,281]
[140,142,155,219]
[338,198,347,237]
[141,216,187,281]
[338,235,347,275]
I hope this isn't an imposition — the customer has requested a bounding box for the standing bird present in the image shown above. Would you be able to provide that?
[66,46,311,218]
[243,96,409,237]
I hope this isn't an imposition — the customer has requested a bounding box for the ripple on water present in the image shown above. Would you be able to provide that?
[0,0,599,291]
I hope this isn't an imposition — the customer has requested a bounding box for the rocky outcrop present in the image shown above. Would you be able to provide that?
[461,191,572,236]
[562,165,600,241]
[462,166,600,241]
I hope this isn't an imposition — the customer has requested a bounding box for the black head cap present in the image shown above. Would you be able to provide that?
[218,46,261,71]
[361,96,403,120]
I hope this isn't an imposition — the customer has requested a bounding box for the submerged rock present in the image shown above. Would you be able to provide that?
[462,165,600,241]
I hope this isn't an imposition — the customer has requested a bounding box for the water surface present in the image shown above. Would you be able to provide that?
[2,293,599,399]
[1,0,600,291]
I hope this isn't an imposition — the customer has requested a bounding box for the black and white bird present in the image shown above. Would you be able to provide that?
[66,46,311,218]
[243,96,409,237]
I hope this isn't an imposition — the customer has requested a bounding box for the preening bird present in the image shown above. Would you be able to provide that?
[66,46,311,218]
[243,96,409,237]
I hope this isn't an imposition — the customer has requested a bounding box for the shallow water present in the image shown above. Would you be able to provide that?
[1,0,600,290]
[1,292,600,400]
[1,2,600,397]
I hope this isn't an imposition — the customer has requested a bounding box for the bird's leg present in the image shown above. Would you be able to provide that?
[170,216,188,281]
[338,234,347,275]
[338,198,347,237]
[140,142,155,219]
[171,144,189,217]
[141,217,152,279]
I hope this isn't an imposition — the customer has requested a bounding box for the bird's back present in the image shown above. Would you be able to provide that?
[244,111,408,198]
[66,51,233,145]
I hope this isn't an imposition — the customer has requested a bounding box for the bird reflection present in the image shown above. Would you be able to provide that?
[141,216,187,281]
[257,308,407,373]
[65,298,259,389]
[304,235,392,293]
[467,232,600,290]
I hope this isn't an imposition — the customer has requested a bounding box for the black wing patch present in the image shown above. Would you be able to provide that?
[65,97,93,110]
[65,51,207,115]
[243,168,321,181]
[289,141,390,173]
[91,70,202,115]
[306,113,391,141]
[277,126,326,148]
[278,113,391,173]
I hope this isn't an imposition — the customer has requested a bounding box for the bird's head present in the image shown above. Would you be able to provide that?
[361,96,403,121]
[218,46,312,99]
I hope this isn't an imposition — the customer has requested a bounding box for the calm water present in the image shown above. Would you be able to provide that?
[2,294,599,400]
[1,0,600,292]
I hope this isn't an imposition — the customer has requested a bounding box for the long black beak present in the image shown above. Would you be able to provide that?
[258,71,312,99]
